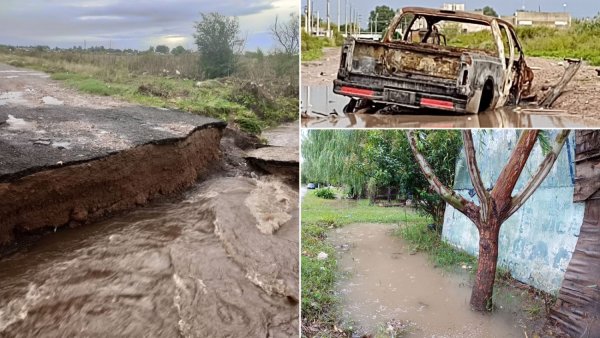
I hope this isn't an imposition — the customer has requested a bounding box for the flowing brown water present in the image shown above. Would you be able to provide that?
[330,223,535,337]
[0,174,299,337]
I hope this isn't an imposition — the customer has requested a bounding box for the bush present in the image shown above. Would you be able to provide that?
[315,187,335,199]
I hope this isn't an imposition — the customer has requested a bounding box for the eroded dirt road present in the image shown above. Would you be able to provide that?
[302,47,600,127]
[329,223,541,337]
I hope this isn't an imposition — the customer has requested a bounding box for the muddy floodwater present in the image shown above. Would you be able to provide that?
[301,86,600,129]
[0,120,300,336]
[0,176,298,337]
[329,223,536,337]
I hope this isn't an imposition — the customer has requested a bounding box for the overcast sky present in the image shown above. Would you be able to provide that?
[304,0,599,27]
[0,0,297,51]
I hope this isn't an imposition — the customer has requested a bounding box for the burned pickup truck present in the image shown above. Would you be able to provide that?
[334,7,534,114]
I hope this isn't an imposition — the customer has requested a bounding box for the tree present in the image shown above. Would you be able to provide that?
[301,130,462,226]
[171,45,186,55]
[155,45,170,54]
[147,46,155,53]
[369,5,396,33]
[477,6,499,17]
[406,130,570,311]
[270,13,299,55]
[194,12,244,79]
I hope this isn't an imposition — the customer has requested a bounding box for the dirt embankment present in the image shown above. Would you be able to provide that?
[0,125,224,245]
[302,47,600,120]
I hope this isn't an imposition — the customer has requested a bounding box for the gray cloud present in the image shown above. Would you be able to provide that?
[0,0,290,50]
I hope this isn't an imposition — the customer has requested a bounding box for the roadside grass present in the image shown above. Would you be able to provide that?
[0,51,298,134]
[301,31,342,61]
[445,23,600,66]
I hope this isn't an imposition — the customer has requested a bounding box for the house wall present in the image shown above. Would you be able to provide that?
[441,130,585,293]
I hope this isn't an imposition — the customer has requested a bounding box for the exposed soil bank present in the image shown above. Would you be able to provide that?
[0,125,225,245]
[329,223,542,337]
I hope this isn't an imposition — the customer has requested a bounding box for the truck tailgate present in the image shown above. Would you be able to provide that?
[350,40,462,80]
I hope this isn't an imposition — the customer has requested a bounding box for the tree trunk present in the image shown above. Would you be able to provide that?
[470,223,500,311]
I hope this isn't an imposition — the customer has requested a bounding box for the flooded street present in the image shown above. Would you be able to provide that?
[329,223,534,337]
[301,85,599,128]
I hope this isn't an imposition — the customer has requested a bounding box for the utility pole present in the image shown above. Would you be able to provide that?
[307,1,312,33]
[337,0,340,31]
[316,11,320,36]
[327,0,331,38]
[344,0,348,35]
[350,5,353,34]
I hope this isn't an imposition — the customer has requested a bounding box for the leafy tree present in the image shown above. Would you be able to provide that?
[301,130,462,225]
[155,45,170,54]
[270,13,299,55]
[194,12,243,79]
[407,130,570,311]
[171,45,186,55]
[476,6,499,17]
[147,46,155,53]
[369,5,396,33]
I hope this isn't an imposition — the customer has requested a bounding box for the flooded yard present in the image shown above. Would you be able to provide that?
[329,223,542,337]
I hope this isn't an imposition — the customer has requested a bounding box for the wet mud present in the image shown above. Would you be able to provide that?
[329,223,538,337]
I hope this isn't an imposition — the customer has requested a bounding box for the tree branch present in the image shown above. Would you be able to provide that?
[505,130,571,220]
[406,131,480,225]
[490,130,539,217]
[462,130,490,222]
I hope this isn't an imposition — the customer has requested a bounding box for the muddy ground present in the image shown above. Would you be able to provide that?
[302,47,600,125]
[324,223,550,338]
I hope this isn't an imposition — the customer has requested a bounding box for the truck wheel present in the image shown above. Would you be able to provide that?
[478,79,494,113]
[343,98,357,113]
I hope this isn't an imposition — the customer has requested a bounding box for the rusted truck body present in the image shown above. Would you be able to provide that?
[334,7,533,114]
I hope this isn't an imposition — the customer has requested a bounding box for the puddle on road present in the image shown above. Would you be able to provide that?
[261,122,299,148]
[3,114,35,131]
[0,91,27,106]
[301,86,598,128]
[329,223,531,337]
[42,96,63,105]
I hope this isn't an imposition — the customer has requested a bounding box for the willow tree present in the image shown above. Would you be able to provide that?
[406,129,570,311]
[301,130,370,196]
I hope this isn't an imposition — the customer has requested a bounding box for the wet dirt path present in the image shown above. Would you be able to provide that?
[329,223,532,337]
[302,47,600,127]
[0,63,130,108]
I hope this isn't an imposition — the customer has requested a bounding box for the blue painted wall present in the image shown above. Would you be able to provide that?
[442,130,585,293]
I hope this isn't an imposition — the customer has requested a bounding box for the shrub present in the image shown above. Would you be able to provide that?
[315,187,335,199]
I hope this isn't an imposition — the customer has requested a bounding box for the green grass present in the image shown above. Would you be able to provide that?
[301,31,335,62]
[395,222,477,270]
[301,221,339,326]
[302,191,426,226]
[445,22,600,66]
[0,52,297,135]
